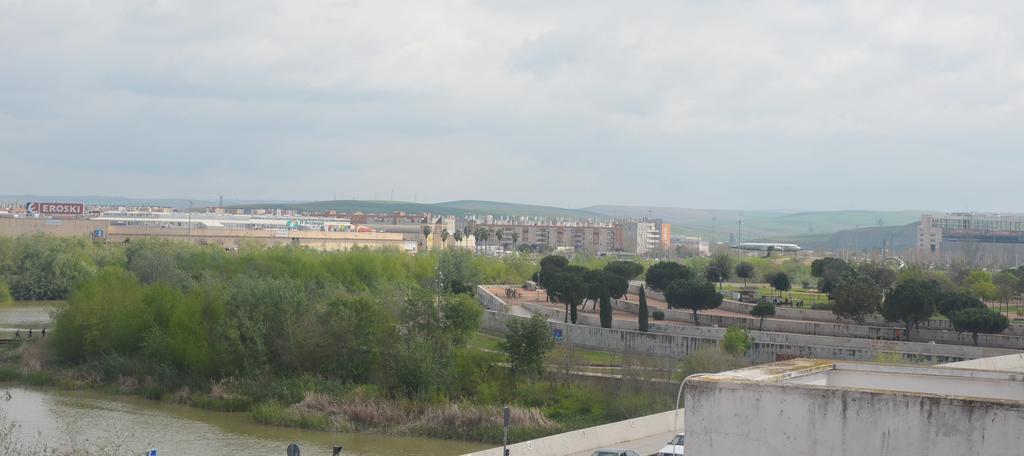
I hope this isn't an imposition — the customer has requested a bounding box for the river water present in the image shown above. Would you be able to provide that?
[0,302,490,455]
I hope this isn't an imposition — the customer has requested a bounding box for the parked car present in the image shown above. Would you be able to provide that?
[591,449,640,456]
[658,433,684,455]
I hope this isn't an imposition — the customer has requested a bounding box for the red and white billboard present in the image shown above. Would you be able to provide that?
[26,202,85,216]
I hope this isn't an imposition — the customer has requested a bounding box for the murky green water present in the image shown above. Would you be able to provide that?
[0,386,488,455]
[0,301,56,337]
[0,302,490,455]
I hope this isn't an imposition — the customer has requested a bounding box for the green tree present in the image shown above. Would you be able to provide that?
[722,326,752,356]
[438,249,483,294]
[584,269,628,309]
[735,262,755,287]
[421,226,432,248]
[964,271,1000,301]
[638,286,649,332]
[501,314,555,379]
[473,228,490,246]
[750,301,775,330]
[936,292,986,319]
[52,267,148,363]
[664,278,723,326]
[599,283,613,329]
[603,260,644,281]
[549,268,587,324]
[949,307,1009,346]
[0,281,10,303]
[452,230,463,246]
[767,272,792,296]
[510,231,519,250]
[705,253,734,289]
[831,273,883,323]
[645,261,694,292]
[857,262,898,291]
[810,257,851,297]
[881,278,941,339]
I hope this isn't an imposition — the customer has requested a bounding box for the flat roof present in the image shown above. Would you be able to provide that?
[700,358,1024,405]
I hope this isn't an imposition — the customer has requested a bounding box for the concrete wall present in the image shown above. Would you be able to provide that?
[942,353,1024,372]
[631,283,1024,337]
[617,296,1024,350]
[475,287,1013,364]
[718,298,1024,337]
[611,299,1019,357]
[519,302,1012,363]
[463,410,680,456]
[685,376,1024,456]
[0,217,106,237]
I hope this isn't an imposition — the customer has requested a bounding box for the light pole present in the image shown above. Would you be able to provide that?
[674,373,712,436]
[187,200,192,243]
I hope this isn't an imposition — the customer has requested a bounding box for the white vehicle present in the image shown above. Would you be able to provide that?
[731,242,802,252]
[657,433,684,456]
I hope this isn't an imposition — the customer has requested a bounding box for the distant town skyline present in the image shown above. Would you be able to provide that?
[3,1,1024,212]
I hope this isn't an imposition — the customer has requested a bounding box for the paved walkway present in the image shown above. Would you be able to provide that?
[566,429,678,456]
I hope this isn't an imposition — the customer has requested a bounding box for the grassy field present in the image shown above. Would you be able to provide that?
[720,284,830,305]
[470,332,633,367]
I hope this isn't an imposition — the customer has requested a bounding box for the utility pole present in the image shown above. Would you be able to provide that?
[502,404,511,456]
[737,220,742,245]
[187,200,192,243]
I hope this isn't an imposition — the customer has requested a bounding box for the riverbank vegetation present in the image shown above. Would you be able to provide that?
[0,235,697,444]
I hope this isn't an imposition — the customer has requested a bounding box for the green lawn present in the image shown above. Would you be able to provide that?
[720,284,829,305]
[471,332,630,367]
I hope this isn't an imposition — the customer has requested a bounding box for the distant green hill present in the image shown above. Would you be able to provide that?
[438,200,601,218]
[784,223,920,253]
[743,211,925,239]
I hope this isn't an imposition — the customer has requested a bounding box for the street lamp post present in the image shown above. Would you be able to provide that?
[674,373,712,436]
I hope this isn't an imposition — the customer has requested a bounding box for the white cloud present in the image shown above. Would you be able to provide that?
[1,0,1023,210]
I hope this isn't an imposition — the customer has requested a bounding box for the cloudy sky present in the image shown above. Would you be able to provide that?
[2,0,1023,211]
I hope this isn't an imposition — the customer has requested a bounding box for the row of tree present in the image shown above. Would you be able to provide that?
[817,257,1010,344]
[533,256,641,328]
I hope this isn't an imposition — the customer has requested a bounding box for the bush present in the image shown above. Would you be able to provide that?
[0,281,10,303]
[681,348,748,377]
[651,310,665,321]
[722,326,752,356]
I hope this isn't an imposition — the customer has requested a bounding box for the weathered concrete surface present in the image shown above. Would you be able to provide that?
[631,283,1024,337]
[607,300,1017,359]
[942,353,1024,372]
[685,360,1024,456]
[462,409,680,456]
[477,286,1018,365]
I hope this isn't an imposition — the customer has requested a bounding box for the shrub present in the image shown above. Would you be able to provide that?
[143,386,166,401]
[652,310,665,320]
[722,326,752,357]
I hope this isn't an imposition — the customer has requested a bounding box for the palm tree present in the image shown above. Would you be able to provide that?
[474,228,490,246]
[496,229,505,248]
[441,229,450,244]
[421,226,432,247]
[453,230,464,246]
[510,231,519,250]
